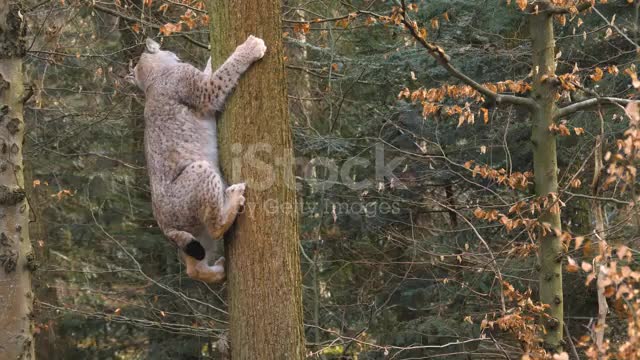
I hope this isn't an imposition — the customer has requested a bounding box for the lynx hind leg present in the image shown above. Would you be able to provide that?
[206,183,246,239]
[162,228,222,282]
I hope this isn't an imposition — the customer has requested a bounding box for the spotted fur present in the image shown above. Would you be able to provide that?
[131,36,266,283]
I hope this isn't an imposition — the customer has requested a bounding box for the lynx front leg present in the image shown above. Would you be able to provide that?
[200,35,266,112]
[206,183,246,239]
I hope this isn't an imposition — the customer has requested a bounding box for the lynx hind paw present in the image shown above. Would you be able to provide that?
[184,254,225,283]
[226,183,246,207]
[212,257,225,272]
[243,35,267,61]
[196,260,225,283]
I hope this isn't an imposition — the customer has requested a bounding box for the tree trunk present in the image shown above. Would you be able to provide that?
[0,2,35,359]
[592,110,608,358]
[208,1,306,359]
[530,12,564,352]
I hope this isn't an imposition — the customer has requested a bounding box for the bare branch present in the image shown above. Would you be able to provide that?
[283,9,383,24]
[398,1,537,110]
[91,4,209,49]
[592,6,640,50]
[555,97,633,119]
[533,0,593,15]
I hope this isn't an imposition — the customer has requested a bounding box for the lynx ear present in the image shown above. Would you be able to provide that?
[145,38,161,53]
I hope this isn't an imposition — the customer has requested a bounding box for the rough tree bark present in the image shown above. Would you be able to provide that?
[0,2,35,359]
[208,1,306,359]
[530,12,564,352]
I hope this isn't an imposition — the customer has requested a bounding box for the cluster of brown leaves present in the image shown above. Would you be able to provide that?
[335,13,359,29]
[292,23,310,34]
[463,161,533,190]
[602,102,640,191]
[508,243,539,257]
[543,65,637,110]
[482,282,551,358]
[378,6,405,27]
[474,206,540,233]
[52,189,74,201]
[548,120,584,137]
[398,80,529,125]
[399,80,530,104]
[507,0,605,14]
[159,8,206,36]
[290,2,433,34]
[571,240,640,359]
[472,194,587,245]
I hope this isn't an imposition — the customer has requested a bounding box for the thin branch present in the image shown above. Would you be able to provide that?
[283,9,383,24]
[91,4,209,49]
[592,5,640,50]
[563,191,631,206]
[398,0,537,110]
[556,97,633,119]
[539,1,594,15]
[563,322,581,360]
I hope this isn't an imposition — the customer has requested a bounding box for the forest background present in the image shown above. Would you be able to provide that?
[2,0,640,359]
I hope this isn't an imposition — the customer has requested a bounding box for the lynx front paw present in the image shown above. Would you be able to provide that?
[240,35,267,62]
[226,183,246,207]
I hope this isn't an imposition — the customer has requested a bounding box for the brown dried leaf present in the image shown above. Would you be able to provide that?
[516,0,527,11]
[566,256,579,272]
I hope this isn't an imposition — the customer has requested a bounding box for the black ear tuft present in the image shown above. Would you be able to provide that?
[184,240,206,260]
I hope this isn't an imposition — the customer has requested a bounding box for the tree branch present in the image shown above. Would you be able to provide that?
[91,4,209,49]
[398,1,537,110]
[555,97,633,119]
[592,6,640,50]
[533,0,593,15]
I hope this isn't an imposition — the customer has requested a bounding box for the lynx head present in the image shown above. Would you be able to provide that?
[128,38,181,92]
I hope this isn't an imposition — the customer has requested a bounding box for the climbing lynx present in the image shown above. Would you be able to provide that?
[130,36,266,283]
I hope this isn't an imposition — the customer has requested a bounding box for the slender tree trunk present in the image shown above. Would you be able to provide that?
[530,12,564,352]
[0,2,35,359]
[208,1,306,359]
[592,110,608,358]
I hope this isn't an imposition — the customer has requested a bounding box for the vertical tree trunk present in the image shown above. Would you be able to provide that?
[0,2,34,359]
[592,110,608,358]
[208,1,306,359]
[530,12,564,352]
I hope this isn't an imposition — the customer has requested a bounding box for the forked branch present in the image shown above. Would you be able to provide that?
[555,97,632,119]
[398,0,537,110]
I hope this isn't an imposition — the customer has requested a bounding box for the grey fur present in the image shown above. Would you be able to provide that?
[131,36,266,282]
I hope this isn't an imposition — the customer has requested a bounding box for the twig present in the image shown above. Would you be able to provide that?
[564,322,581,360]
[592,6,640,50]
[536,0,594,15]
[91,4,209,49]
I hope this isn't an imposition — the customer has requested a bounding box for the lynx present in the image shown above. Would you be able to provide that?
[129,36,266,282]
